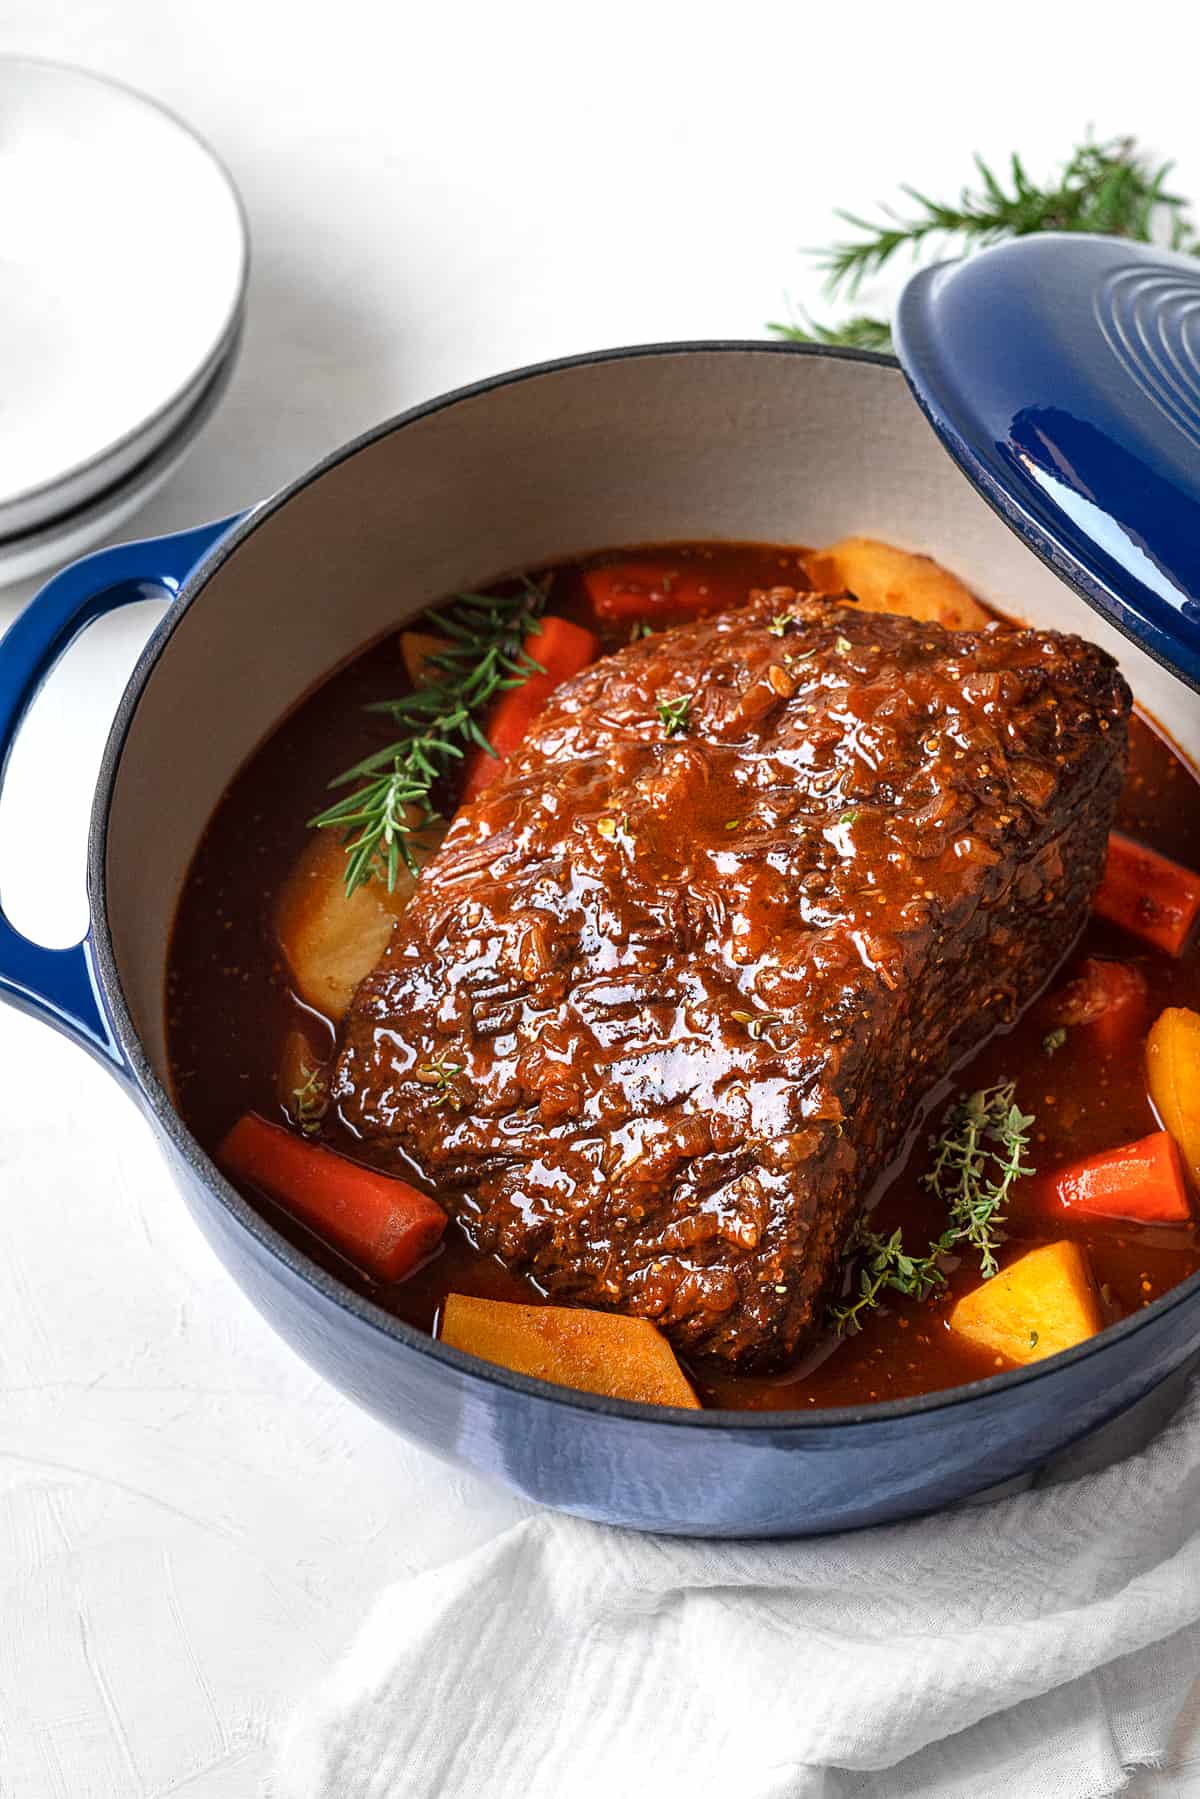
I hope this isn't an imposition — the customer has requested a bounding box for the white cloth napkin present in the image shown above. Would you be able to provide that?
[272,1368,1200,1799]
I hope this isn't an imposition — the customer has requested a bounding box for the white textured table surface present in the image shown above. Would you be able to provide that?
[1,5,1199,1793]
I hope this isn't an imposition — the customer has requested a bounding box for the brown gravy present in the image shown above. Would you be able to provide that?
[167,544,1200,1408]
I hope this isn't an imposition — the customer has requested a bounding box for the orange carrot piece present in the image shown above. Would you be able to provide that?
[1094,833,1200,957]
[1045,957,1149,1055]
[582,560,743,625]
[1030,1130,1192,1225]
[460,615,598,803]
[218,1113,446,1282]
[439,1294,700,1407]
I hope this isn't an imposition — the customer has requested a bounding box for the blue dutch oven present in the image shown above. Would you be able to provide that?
[3,236,1200,1536]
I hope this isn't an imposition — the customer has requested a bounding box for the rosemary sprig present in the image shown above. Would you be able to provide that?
[831,1080,1035,1332]
[311,580,547,894]
[773,136,1198,351]
[824,140,1196,296]
[768,311,894,352]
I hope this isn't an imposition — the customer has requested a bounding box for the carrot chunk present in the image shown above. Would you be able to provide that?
[1029,1130,1192,1225]
[1044,957,1149,1055]
[582,560,745,625]
[1146,1006,1200,1187]
[1093,832,1200,957]
[949,1240,1103,1366]
[218,1113,446,1282]
[460,615,598,803]
[439,1294,700,1408]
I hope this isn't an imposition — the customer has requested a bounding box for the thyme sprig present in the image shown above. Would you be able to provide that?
[311,580,547,894]
[290,1060,329,1136]
[656,694,692,737]
[830,1080,1035,1332]
[829,1223,952,1334]
[926,1081,1035,1279]
[415,1055,464,1110]
[772,136,1198,352]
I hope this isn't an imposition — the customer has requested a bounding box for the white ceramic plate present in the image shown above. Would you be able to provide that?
[0,59,247,540]
[0,328,240,591]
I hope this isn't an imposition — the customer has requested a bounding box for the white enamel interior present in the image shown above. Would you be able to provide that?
[103,349,1199,1083]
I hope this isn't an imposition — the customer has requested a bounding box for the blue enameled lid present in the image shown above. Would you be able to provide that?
[895,233,1200,692]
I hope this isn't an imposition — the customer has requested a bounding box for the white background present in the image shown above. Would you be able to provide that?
[1,3,1199,1793]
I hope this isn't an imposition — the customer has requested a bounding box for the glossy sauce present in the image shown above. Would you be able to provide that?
[167,543,1200,1408]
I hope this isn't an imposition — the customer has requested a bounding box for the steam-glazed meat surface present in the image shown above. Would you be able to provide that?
[334,592,1131,1368]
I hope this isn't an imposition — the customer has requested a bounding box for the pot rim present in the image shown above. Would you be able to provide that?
[87,337,1200,1434]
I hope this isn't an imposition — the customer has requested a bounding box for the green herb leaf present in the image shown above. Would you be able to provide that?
[1042,1026,1067,1056]
[829,1223,952,1333]
[656,694,692,738]
[291,1060,329,1136]
[415,1055,464,1110]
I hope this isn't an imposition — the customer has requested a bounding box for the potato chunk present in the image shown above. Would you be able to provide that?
[440,1295,700,1408]
[949,1240,1103,1367]
[276,825,441,1022]
[806,537,991,630]
[1147,1006,1200,1186]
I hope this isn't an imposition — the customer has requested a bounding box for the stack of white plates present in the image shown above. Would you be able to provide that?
[0,59,248,588]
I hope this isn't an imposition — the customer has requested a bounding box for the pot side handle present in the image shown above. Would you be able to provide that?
[0,516,242,1068]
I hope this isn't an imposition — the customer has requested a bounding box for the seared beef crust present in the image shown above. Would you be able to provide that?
[334,593,1130,1368]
